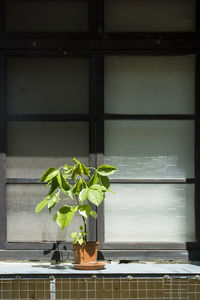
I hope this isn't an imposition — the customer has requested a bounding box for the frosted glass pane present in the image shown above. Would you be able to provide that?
[7,185,83,242]
[105,184,195,242]
[105,121,194,179]
[7,122,89,178]
[105,56,195,114]
[6,0,88,32]
[7,57,89,114]
[105,0,195,32]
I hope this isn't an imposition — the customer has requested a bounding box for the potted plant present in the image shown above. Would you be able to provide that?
[35,158,118,268]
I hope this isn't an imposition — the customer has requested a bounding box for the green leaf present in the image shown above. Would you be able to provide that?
[79,188,89,202]
[74,236,79,244]
[72,179,82,194]
[57,171,70,191]
[71,167,78,181]
[82,179,87,189]
[62,188,73,199]
[78,237,84,245]
[97,165,118,176]
[48,177,59,196]
[81,164,90,176]
[65,169,72,177]
[90,184,107,192]
[70,232,77,239]
[88,189,103,206]
[90,211,97,219]
[56,205,74,230]
[73,158,80,165]
[80,225,83,231]
[100,175,110,189]
[78,204,91,219]
[77,163,84,175]
[108,189,116,194]
[74,206,79,213]
[48,191,60,211]
[35,196,50,213]
[88,172,99,187]
[53,212,57,222]
[64,164,69,170]
[40,168,59,182]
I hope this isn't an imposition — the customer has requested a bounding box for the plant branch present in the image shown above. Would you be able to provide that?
[75,193,87,243]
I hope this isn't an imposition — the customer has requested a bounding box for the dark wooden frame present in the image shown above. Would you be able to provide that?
[0,0,200,260]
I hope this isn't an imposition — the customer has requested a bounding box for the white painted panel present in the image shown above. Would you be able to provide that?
[105,184,195,242]
[105,0,195,32]
[105,120,194,179]
[7,122,89,178]
[6,0,88,32]
[105,56,195,114]
[7,185,83,242]
[7,57,89,114]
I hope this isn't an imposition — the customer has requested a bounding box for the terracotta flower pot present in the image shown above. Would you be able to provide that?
[73,241,99,264]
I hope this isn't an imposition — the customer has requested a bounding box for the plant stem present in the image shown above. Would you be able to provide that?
[82,216,87,243]
[75,193,87,243]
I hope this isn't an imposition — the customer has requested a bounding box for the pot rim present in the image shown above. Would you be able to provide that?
[73,241,100,246]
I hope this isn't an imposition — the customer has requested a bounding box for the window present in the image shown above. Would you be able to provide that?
[104,0,195,32]
[6,0,88,32]
[0,0,199,261]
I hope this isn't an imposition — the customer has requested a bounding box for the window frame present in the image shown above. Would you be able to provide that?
[0,0,200,260]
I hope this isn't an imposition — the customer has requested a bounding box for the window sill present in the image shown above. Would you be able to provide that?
[0,262,200,277]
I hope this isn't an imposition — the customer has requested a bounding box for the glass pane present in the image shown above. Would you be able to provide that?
[7,122,89,178]
[105,184,195,242]
[105,120,194,179]
[105,0,195,32]
[6,0,88,32]
[7,57,89,114]
[105,56,195,114]
[7,185,83,242]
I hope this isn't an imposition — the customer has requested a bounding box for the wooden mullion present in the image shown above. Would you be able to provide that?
[96,52,104,243]
[6,178,42,184]
[99,242,200,251]
[196,0,200,33]
[4,241,73,250]
[7,114,89,122]
[0,0,5,33]
[1,38,200,52]
[195,55,200,242]
[0,54,6,248]
[110,179,195,184]
[0,55,6,153]
[89,53,97,166]
[0,154,6,248]
[89,0,97,33]
[88,52,97,242]
[96,0,104,33]
[105,114,195,120]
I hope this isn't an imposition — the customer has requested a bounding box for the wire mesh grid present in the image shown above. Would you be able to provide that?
[1,275,200,300]
[0,278,50,300]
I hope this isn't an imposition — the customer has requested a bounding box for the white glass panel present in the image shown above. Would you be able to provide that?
[7,122,89,178]
[7,57,89,114]
[105,184,195,242]
[7,185,83,242]
[105,121,194,179]
[105,56,195,114]
[6,0,88,32]
[105,0,195,32]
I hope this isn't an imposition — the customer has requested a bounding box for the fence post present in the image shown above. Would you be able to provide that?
[49,275,56,300]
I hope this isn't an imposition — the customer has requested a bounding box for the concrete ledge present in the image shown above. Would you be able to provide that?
[0,262,200,277]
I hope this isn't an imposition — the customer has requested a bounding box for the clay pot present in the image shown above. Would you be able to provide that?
[73,241,99,264]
